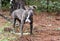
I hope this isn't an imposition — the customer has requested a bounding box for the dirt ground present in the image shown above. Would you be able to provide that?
[0,11,60,41]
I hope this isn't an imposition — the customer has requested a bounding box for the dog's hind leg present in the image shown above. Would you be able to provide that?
[30,15,33,35]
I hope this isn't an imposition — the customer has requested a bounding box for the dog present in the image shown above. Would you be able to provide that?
[11,5,37,36]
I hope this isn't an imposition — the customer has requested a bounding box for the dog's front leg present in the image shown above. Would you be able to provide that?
[20,19,24,36]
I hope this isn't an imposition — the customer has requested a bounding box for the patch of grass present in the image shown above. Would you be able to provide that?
[0,32,16,41]
[0,38,8,41]
[0,22,11,33]
[0,22,17,41]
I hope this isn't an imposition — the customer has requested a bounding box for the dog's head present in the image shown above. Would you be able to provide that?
[29,5,37,10]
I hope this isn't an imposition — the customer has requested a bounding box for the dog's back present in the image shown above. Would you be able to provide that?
[11,8,28,21]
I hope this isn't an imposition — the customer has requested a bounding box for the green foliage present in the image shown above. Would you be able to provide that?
[47,1,60,12]
[1,0,60,12]
[2,0,10,10]
[1,38,8,41]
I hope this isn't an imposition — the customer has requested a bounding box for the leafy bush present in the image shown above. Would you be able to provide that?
[47,1,60,12]
[1,0,60,12]
[2,0,10,10]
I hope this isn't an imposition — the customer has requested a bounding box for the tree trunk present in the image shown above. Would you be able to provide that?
[0,0,1,9]
[10,0,26,14]
[18,0,26,8]
[17,0,26,9]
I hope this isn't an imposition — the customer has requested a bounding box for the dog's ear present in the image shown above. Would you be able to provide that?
[33,5,37,9]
